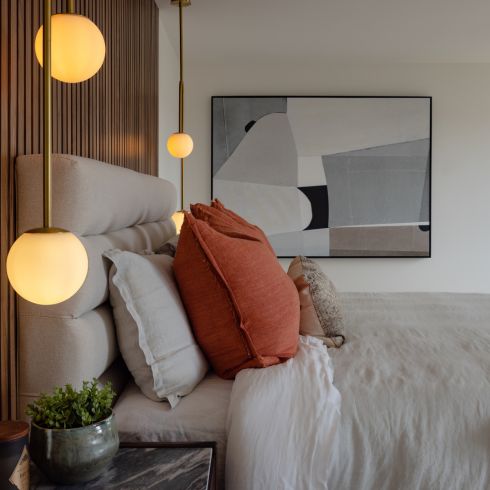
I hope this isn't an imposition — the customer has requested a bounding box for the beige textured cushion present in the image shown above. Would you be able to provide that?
[287,256,345,348]
[16,154,177,236]
[18,220,175,319]
[18,304,119,416]
[105,250,208,407]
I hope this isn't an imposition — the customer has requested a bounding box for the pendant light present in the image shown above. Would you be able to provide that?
[7,0,105,305]
[168,0,193,234]
[34,0,105,84]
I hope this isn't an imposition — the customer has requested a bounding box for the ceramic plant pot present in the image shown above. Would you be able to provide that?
[29,411,119,484]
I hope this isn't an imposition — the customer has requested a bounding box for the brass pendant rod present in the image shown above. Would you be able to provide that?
[178,0,184,211]
[180,158,184,212]
[43,0,52,228]
[178,0,184,133]
[68,0,75,14]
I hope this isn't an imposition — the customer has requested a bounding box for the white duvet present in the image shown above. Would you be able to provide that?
[326,293,490,490]
[226,336,341,490]
[225,293,490,490]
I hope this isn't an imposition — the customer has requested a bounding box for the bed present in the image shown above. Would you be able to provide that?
[17,155,490,489]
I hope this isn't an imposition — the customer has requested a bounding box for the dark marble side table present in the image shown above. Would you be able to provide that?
[30,442,216,490]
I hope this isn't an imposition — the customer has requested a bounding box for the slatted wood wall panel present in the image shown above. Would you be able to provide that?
[0,0,159,420]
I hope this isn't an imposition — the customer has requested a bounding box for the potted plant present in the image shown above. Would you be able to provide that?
[27,379,119,484]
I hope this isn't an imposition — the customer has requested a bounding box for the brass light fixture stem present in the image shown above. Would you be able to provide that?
[178,0,184,211]
[170,0,190,212]
[43,0,52,228]
[178,0,184,134]
[68,0,75,14]
[180,158,184,212]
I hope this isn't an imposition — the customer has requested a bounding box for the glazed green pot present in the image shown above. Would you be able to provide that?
[29,411,119,484]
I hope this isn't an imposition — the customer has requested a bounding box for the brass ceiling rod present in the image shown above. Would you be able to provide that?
[43,0,52,228]
[171,0,191,211]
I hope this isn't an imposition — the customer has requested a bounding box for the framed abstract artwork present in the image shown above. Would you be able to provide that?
[211,96,431,258]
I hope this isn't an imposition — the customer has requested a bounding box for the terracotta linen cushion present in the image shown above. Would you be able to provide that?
[288,256,345,348]
[173,212,300,379]
[191,199,275,255]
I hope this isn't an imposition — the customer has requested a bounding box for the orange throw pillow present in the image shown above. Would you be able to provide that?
[191,199,275,255]
[173,209,300,379]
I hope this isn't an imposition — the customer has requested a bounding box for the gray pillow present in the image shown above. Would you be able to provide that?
[155,235,179,257]
[105,249,208,407]
[288,256,345,348]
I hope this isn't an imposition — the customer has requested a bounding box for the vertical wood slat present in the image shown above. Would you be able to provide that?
[1,0,11,422]
[8,0,18,420]
[0,0,159,421]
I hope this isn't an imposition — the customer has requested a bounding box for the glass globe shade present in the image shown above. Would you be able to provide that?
[6,229,89,305]
[35,14,105,83]
[167,132,194,158]
[172,211,185,235]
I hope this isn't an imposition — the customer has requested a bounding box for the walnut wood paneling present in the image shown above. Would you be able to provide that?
[0,0,159,420]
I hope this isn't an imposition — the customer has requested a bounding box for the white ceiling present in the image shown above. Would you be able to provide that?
[157,0,490,64]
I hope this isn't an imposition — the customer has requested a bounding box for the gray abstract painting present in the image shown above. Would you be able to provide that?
[212,96,431,257]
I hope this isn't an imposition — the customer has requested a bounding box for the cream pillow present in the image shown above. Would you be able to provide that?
[287,256,345,348]
[105,250,208,407]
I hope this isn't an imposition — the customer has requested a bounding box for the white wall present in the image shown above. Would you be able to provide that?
[179,62,490,293]
[158,9,180,205]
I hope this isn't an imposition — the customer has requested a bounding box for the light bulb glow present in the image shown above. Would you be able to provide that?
[172,211,185,235]
[35,14,105,83]
[167,132,194,158]
[6,229,89,305]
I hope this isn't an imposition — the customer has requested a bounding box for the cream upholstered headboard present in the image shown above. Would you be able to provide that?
[16,154,177,417]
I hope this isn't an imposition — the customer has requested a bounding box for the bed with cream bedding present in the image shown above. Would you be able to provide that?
[17,156,490,490]
[115,291,490,490]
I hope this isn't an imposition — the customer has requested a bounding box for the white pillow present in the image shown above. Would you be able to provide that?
[104,250,208,407]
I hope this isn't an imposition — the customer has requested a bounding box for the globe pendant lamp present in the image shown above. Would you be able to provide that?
[34,0,105,83]
[6,0,104,305]
[168,0,193,234]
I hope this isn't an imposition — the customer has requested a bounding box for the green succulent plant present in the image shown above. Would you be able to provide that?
[26,379,115,429]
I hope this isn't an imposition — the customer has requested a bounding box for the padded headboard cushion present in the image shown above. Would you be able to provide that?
[17,155,177,417]
[17,154,176,235]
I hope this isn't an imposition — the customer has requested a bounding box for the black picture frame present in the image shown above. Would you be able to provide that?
[211,95,432,259]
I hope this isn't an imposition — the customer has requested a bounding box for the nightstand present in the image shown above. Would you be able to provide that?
[30,442,217,489]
